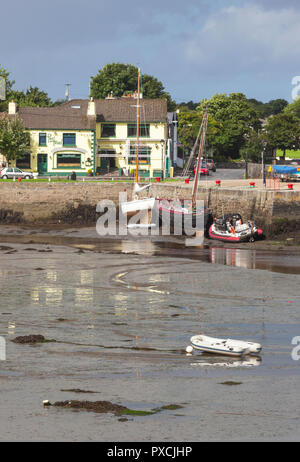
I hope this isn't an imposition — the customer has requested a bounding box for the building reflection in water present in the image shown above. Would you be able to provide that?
[46,270,57,282]
[45,287,63,305]
[75,287,93,305]
[113,293,128,317]
[210,247,256,270]
[80,270,94,285]
[120,239,156,255]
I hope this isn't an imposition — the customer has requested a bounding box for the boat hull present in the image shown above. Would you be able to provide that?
[121,197,156,215]
[209,224,263,243]
[157,199,212,235]
[190,335,257,357]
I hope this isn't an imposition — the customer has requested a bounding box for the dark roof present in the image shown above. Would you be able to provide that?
[95,98,167,122]
[8,97,167,130]
[17,100,95,130]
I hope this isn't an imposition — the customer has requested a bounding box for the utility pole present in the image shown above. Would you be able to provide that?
[65,83,71,101]
[0,77,5,101]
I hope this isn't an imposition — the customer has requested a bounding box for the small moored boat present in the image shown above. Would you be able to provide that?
[188,335,262,357]
[209,213,263,243]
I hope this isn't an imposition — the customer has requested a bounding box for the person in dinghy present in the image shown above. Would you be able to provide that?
[209,213,263,243]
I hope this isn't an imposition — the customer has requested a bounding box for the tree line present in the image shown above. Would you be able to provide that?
[1,62,300,164]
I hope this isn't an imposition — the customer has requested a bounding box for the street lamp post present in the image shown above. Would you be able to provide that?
[160,139,165,180]
[262,140,267,187]
[182,123,192,168]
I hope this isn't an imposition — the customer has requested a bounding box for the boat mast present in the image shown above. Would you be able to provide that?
[192,106,209,208]
[135,68,141,184]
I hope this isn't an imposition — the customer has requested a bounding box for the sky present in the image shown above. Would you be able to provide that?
[1,0,300,104]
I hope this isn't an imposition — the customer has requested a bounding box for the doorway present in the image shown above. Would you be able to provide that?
[37,154,48,174]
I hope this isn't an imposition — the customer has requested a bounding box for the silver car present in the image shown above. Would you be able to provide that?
[0,167,34,179]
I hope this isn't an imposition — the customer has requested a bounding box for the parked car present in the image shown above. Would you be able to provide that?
[206,158,216,172]
[0,167,34,179]
[290,159,300,166]
[193,161,209,176]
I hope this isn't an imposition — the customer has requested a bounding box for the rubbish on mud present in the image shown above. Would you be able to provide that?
[219,381,243,386]
[60,389,100,394]
[0,246,14,251]
[12,334,56,344]
[43,400,184,416]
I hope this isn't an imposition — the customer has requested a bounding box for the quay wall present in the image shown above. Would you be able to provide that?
[0,182,299,235]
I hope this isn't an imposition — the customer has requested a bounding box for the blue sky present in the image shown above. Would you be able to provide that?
[1,0,300,103]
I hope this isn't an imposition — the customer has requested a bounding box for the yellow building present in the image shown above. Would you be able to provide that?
[7,97,168,177]
[9,100,96,176]
[95,97,168,178]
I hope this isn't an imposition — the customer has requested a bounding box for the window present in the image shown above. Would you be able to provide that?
[129,147,151,164]
[63,133,76,146]
[39,133,47,146]
[127,124,150,138]
[101,124,116,137]
[57,153,81,168]
[16,153,31,169]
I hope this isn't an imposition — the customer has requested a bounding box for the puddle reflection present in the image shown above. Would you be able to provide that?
[190,356,262,368]
[210,247,256,270]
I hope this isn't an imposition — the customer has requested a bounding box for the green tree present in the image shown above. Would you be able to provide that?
[0,66,15,111]
[10,86,52,107]
[178,109,221,158]
[90,63,176,110]
[0,115,30,165]
[197,93,261,159]
[52,99,67,107]
[263,99,288,117]
[247,98,265,117]
[283,97,300,119]
[247,98,288,118]
[240,130,265,163]
[176,100,199,111]
[264,113,300,158]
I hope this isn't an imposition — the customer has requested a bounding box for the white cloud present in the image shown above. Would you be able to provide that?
[185,3,300,75]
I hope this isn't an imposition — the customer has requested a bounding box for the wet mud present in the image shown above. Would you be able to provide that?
[0,225,299,441]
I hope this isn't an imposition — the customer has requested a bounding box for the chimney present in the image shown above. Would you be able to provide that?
[8,101,17,115]
[87,98,96,116]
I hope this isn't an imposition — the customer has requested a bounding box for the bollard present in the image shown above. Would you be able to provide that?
[216,180,221,187]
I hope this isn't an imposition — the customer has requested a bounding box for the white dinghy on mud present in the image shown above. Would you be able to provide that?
[187,335,262,357]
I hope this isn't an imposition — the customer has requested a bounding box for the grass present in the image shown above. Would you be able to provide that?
[0,177,184,183]
[276,149,300,159]
[0,178,71,183]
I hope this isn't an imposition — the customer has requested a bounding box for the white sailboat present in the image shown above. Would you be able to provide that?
[120,68,156,228]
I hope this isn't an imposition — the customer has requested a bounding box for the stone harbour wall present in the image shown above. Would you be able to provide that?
[0,182,299,234]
